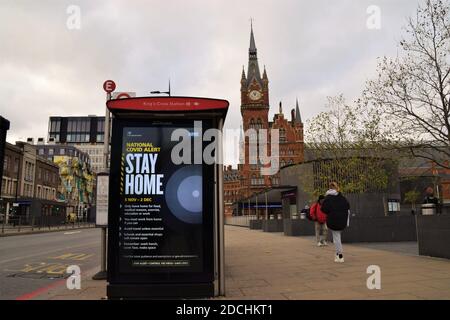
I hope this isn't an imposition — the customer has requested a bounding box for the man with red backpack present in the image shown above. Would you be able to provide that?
[310,195,328,247]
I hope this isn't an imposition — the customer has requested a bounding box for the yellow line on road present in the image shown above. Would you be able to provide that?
[0,241,99,265]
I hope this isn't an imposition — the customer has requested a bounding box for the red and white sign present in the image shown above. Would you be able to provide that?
[112,92,136,99]
[107,97,229,112]
[103,80,116,93]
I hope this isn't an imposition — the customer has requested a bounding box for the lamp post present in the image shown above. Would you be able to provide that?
[150,80,171,96]
[92,80,115,281]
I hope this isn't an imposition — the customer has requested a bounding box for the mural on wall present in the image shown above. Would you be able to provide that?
[53,155,94,211]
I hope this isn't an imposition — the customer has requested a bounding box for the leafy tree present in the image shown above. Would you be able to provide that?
[305,95,395,195]
[364,0,450,169]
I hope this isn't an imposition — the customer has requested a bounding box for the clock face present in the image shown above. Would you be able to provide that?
[248,90,262,101]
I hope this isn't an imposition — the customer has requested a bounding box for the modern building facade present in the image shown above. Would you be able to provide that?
[48,116,106,173]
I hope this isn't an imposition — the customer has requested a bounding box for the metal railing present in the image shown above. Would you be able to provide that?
[224,215,257,227]
[1,215,94,234]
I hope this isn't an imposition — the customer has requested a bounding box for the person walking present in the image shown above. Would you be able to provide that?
[321,182,350,263]
[423,186,440,214]
[310,195,328,247]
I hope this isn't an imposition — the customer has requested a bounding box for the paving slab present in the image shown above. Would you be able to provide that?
[38,225,450,300]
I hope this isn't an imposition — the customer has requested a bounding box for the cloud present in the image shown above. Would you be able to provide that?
[0,0,422,165]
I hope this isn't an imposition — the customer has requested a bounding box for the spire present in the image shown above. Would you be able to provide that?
[246,22,262,87]
[295,98,302,124]
[249,20,257,55]
[262,65,268,80]
[279,101,283,115]
[241,65,246,80]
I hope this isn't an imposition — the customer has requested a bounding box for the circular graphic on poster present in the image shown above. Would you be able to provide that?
[165,165,202,224]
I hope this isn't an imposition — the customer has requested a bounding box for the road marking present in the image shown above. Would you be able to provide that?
[15,279,66,300]
[64,231,81,235]
[50,253,93,261]
[0,241,99,265]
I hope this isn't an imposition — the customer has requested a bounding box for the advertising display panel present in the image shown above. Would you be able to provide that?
[106,97,228,299]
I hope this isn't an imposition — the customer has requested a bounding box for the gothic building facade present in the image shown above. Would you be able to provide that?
[224,26,304,216]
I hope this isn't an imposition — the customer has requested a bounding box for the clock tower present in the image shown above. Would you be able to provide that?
[240,24,269,133]
[239,24,271,198]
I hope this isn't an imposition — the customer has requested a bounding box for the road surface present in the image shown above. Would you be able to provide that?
[0,228,101,300]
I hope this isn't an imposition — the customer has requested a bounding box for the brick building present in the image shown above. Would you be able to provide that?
[224,26,304,216]
[1,142,65,224]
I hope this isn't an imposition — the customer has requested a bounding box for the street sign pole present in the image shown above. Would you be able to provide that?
[93,81,115,280]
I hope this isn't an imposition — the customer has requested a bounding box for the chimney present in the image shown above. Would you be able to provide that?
[26,137,34,145]
[37,137,45,145]
[291,109,295,126]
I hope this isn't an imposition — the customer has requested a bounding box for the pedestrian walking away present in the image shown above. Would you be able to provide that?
[321,182,350,263]
[423,186,441,214]
[310,195,328,247]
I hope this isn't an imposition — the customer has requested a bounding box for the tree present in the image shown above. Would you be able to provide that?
[364,0,450,169]
[404,189,421,214]
[305,95,395,195]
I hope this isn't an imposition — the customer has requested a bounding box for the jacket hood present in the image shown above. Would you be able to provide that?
[325,189,339,196]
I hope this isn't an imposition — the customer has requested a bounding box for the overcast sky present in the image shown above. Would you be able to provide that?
[0,0,422,165]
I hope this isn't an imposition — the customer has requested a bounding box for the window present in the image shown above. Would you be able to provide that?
[67,119,91,142]
[1,178,6,194]
[50,120,61,133]
[49,133,60,142]
[96,134,104,143]
[48,149,54,156]
[97,119,105,133]
[279,128,286,143]
[249,119,255,130]
[38,149,44,156]
[256,118,263,129]
[3,156,9,171]
[60,148,65,155]
[14,158,19,173]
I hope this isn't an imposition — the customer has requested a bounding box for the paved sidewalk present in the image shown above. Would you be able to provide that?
[40,225,450,300]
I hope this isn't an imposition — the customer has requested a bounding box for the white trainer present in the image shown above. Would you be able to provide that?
[335,254,344,263]
[317,242,323,247]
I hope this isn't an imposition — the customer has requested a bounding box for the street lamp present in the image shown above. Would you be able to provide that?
[150,80,171,96]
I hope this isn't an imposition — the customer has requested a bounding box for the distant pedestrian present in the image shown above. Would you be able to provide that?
[300,204,310,220]
[310,195,328,247]
[423,186,440,214]
[321,182,350,263]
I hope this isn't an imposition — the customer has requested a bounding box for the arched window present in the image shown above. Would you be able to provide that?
[249,118,255,129]
[256,118,263,130]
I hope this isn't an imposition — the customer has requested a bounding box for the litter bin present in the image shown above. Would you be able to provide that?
[421,203,436,215]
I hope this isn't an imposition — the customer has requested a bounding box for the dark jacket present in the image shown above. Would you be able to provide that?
[423,196,439,205]
[321,191,350,231]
